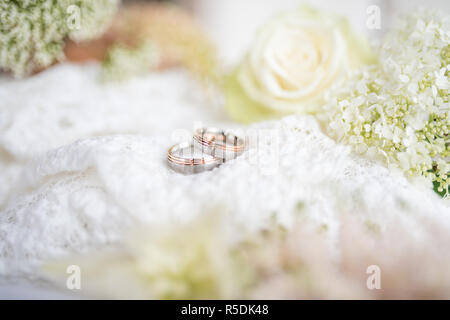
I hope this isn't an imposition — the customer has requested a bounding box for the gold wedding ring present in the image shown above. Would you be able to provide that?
[193,128,245,161]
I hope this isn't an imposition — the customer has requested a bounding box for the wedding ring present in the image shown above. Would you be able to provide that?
[167,142,221,174]
[193,128,245,161]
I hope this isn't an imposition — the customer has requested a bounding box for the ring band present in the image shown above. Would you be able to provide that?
[193,128,245,161]
[167,142,221,174]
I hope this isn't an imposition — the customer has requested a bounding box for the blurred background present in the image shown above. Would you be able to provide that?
[3,0,450,79]
[159,0,450,67]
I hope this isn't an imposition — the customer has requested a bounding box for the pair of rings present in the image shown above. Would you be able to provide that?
[168,128,245,174]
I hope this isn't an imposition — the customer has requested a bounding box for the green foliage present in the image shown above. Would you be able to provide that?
[0,0,119,77]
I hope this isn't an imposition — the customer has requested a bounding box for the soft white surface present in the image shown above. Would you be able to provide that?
[0,64,449,296]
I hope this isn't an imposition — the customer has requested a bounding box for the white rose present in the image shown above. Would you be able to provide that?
[226,6,375,122]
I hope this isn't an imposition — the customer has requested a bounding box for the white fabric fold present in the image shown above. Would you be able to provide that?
[0,64,448,279]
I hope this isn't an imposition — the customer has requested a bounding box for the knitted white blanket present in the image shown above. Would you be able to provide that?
[0,64,448,288]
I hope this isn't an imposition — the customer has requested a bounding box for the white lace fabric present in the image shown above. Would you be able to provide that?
[0,64,448,281]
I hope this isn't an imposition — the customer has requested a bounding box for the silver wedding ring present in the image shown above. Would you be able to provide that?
[167,142,221,174]
[167,128,246,174]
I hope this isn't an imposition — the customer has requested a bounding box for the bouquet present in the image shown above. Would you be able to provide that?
[226,7,449,197]
[326,10,449,197]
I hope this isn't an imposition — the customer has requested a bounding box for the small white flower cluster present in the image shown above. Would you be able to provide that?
[101,42,160,82]
[327,10,449,197]
[0,0,119,77]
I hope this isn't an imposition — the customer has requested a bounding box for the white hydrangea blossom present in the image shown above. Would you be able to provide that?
[0,0,119,77]
[327,10,449,197]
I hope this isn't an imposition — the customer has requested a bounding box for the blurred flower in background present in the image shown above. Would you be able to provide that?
[65,2,219,83]
[44,210,450,299]
[224,5,376,123]
[45,214,251,299]
[0,0,219,84]
[0,0,119,77]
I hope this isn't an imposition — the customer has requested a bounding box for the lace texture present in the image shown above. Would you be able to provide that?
[0,64,448,278]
